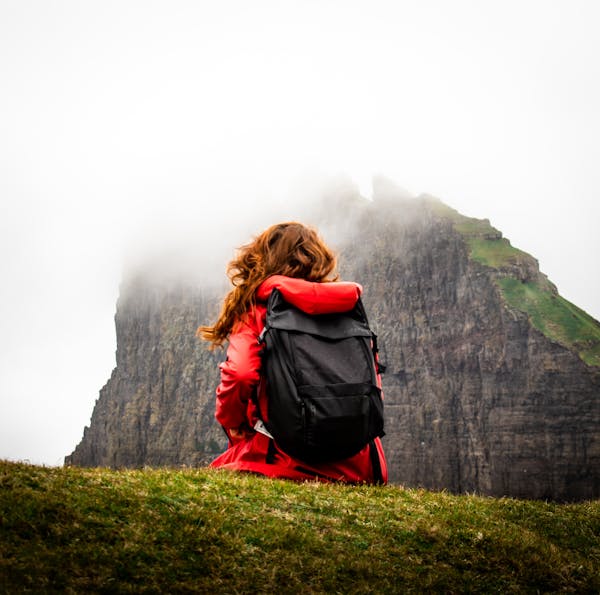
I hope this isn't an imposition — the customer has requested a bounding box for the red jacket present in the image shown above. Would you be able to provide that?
[210,275,388,484]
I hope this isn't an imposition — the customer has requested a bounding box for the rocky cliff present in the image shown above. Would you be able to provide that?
[66,186,600,501]
[66,282,225,468]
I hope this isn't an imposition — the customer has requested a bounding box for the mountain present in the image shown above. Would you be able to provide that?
[66,186,600,501]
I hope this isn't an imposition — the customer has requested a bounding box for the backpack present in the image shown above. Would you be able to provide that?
[257,288,385,464]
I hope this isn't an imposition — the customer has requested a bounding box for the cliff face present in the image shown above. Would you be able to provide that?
[66,190,600,501]
[66,282,226,468]
[339,196,600,500]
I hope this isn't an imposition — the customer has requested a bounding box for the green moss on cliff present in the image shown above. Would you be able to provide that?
[498,278,600,366]
[425,197,527,268]
[467,237,530,268]
[425,196,600,367]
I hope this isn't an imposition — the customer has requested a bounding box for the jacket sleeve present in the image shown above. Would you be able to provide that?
[257,275,362,314]
[214,313,262,430]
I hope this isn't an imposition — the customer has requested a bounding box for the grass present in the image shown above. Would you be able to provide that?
[466,237,529,270]
[1,461,599,593]
[499,278,600,366]
[425,196,600,367]
[425,197,531,269]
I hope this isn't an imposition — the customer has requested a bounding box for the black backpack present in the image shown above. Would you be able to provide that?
[257,288,385,464]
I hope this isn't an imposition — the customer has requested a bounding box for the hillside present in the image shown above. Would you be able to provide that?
[66,186,600,501]
[1,461,599,593]
[427,196,600,367]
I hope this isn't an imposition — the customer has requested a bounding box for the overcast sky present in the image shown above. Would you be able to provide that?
[1,1,599,466]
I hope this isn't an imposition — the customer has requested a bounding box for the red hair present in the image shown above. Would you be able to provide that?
[198,222,338,347]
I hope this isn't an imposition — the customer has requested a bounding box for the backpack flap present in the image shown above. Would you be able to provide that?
[266,291,373,340]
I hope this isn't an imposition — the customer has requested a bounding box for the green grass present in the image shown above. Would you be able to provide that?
[425,196,600,367]
[498,278,600,366]
[425,197,530,269]
[1,461,599,593]
[466,237,530,269]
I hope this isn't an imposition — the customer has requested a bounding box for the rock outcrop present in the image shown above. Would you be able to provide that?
[66,187,600,501]
[66,282,225,468]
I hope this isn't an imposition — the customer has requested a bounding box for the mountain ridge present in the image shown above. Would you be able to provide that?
[423,195,600,367]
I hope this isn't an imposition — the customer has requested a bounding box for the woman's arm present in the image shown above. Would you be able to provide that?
[214,315,262,435]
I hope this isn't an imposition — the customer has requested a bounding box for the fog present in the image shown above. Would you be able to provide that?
[1,1,599,466]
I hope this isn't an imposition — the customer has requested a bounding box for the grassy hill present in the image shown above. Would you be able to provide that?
[427,197,600,367]
[1,461,598,593]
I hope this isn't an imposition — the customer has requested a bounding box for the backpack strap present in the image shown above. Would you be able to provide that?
[266,436,277,465]
[369,440,384,485]
[371,333,387,374]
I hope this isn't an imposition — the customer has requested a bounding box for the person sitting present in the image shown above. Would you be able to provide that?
[198,221,387,483]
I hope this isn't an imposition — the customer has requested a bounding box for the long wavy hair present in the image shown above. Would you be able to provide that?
[198,222,338,347]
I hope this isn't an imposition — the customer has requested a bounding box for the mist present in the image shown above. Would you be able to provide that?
[1,1,599,466]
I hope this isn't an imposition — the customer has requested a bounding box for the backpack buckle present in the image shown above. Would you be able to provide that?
[258,326,268,345]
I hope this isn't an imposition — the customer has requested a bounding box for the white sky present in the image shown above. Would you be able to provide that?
[1,1,599,466]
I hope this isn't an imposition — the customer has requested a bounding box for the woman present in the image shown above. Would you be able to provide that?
[198,222,387,483]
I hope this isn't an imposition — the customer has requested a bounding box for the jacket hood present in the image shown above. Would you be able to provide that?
[257,275,362,315]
